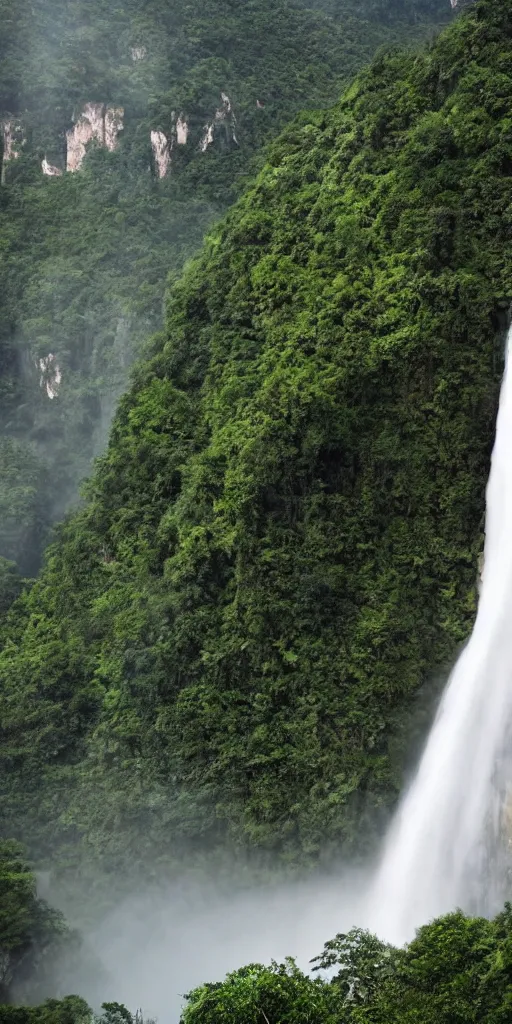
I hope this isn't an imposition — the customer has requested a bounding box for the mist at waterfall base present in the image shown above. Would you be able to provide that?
[55,329,512,1021]
[56,868,369,1022]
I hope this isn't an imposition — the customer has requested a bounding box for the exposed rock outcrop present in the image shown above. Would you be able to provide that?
[199,92,238,152]
[1,118,25,181]
[66,103,124,172]
[151,130,171,179]
[220,92,238,144]
[199,122,215,152]
[38,354,62,399]
[2,119,24,162]
[151,114,189,177]
[176,116,189,146]
[41,158,63,177]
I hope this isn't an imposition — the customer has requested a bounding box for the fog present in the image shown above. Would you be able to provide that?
[58,866,373,1023]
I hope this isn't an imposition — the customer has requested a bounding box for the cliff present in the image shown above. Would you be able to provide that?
[0,0,449,584]
[0,0,507,885]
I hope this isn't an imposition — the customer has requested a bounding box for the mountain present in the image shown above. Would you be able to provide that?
[0,0,452,592]
[301,0,450,21]
[0,0,507,888]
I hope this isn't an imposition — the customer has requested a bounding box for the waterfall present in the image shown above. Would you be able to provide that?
[368,325,512,946]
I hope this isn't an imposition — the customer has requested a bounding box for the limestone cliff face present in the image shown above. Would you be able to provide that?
[1,119,25,181]
[0,120,64,183]
[176,116,189,146]
[154,92,237,171]
[66,102,124,172]
[199,92,238,152]
[1,119,23,162]
[3,87,239,184]
[151,130,171,179]
[41,158,62,177]
[151,112,190,178]
[38,354,62,399]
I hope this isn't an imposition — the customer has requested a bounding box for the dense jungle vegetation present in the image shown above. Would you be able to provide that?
[302,0,449,22]
[2,843,512,1024]
[0,0,450,589]
[4,0,512,1020]
[179,907,512,1024]
[0,0,509,894]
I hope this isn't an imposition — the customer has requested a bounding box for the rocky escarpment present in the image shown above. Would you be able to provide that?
[0,0,504,881]
[1,90,239,179]
[1,118,24,181]
[0,0,455,632]
[66,102,124,172]
[151,113,190,178]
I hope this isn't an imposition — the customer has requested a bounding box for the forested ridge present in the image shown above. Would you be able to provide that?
[0,0,449,589]
[0,0,509,880]
[3,0,512,1019]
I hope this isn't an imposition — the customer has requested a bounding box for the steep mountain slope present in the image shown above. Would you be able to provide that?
[302,0,450,23]
[0,0,451,592]
[2,0,508,885]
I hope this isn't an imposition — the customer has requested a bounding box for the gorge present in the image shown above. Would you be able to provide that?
[1,0,512,1022]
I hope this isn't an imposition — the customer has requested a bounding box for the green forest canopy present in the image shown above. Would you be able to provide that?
[180,908,512,1024]
[3,1,512,1021]
[0,0,450,583]
[0,0,509,891]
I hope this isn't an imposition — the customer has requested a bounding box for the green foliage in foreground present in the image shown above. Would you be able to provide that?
[0,997,89,1024]
[0,841,75,1004]
[0,0,508,884]
[0,1003,155,1024]
[181,908,512,1024]
[1,906,512,1024]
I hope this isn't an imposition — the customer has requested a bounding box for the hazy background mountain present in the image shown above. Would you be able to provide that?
[0,0,452,596]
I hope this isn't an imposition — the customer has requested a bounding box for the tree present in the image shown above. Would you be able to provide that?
[312,929,399,1005]
[181,960,340,1024]
[0,841,77,1004]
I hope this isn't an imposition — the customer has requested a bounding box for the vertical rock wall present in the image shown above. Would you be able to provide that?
[1,119,25,182]
[151,130,171,178]
[199,93,238,152]
[38,354,62,399]
[3,88,237,183]
[151,113,189,177]
[66,103,124,172]
[41,158,62,177]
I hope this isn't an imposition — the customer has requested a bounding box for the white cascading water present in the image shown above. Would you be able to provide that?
[368,324,512,946]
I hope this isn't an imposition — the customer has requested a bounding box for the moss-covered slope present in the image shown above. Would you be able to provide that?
[0,0,510,879]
